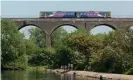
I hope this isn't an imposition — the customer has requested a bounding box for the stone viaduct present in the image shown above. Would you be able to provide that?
[3,18,133,47]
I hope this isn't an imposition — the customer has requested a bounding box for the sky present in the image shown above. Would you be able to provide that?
[1,1,133,38]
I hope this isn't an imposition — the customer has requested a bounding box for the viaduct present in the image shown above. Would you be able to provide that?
[3,18,133,47]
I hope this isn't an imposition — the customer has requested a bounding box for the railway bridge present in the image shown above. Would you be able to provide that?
[3,18,133,47]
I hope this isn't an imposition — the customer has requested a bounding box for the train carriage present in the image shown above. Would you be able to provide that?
[39,11,111,18]
[40,11,76,18]
[77,11,111,18]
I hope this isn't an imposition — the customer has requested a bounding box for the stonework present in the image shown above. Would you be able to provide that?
[3,18,133,47]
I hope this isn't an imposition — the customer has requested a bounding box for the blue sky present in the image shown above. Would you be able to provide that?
[1,1,133,18]
[1,1,133,38]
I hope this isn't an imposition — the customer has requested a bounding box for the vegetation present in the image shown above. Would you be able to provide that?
[29,28,46,48]
[1,19,28,69]
[1,19,133,75]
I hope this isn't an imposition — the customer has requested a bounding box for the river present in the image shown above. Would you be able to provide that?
[1,70,61,80]
[1,70,98,80]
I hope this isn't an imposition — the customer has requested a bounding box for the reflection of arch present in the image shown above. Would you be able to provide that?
[51,24,78,35]
[18,24,46,35]
[93,24,116,30]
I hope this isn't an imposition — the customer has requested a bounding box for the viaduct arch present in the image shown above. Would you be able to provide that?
[3,18,133,47]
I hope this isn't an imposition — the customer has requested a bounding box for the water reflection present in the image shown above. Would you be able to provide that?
[1,70,60,80]
[1,70,97,80]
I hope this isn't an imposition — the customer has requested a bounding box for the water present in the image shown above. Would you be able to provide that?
[1,70,61,80]
[1,70,97,80]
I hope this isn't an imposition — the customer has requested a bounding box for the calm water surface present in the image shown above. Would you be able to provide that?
[1,70,61,80]
[2,70,96,80]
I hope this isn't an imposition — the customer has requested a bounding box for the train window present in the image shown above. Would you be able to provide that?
[69,13,73,15]
[64,13,67,15]
[106,13,110,16]
[84,13,87,15]
[71,13,74,15]
[80,13,83,15]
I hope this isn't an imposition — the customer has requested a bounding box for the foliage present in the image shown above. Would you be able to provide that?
[2,19,133,75]
[51,27,68,48]
[24,39,37,56]
[125,68,133,75]
[51,46,73,68]
[63,29,103,70]
[91,29,133,74]
[71,51,85,70]
[1,19,28,69]
[29,28,46,48]
[28,48,56,66]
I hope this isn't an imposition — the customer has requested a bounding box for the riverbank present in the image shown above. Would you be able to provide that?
[27,66,47,71]
[1,66,47,71]
[46,69,133,80]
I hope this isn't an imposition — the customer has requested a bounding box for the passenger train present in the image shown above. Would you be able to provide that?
[39,11,111,18]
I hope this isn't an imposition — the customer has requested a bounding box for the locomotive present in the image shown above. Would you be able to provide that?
[39,11,111,18]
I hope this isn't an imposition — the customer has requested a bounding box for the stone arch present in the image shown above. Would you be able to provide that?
[51,24,78,47]
[19,24,47,47]
[90,24,116,35]
[18,24,46,35]
[50,24,78,35]
[93,24,117,30]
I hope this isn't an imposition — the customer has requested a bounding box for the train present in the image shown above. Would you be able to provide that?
[39,11,112,18]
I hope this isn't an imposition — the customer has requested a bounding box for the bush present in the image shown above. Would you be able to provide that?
[125,68,133,75]
[50,46,73,68]
[28,48,55,66]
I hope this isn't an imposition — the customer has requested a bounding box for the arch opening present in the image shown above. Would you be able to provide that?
[90,24,115,35]
[130,26,133,30]
[51,25,77,47]
[19,25,46,48]
[51,24,78,35]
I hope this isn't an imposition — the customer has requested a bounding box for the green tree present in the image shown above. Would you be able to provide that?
[91,29,133,74]
[63,29,103,70]
[51,27,68,48]
[24,39,37,56]
[1,19,28,69]
[29,28,46,48]
[53,46,73,68]
[28,48,55,66]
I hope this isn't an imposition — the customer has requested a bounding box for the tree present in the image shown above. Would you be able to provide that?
[28,48,56,66]
[53,46,73,68]
[29,28,46,48]
[63,29,103,70]
[1,19,28,69]
[51,27,68,48]
[29,27,68,48]
[24,39,37,56]
[91,29,133,74]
